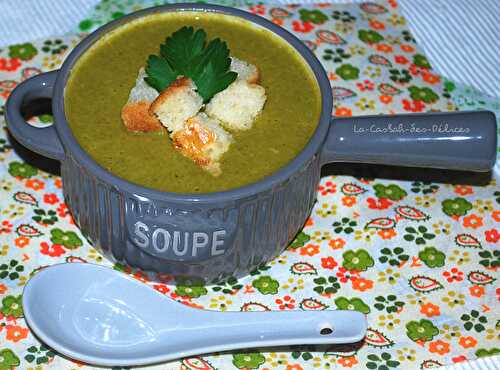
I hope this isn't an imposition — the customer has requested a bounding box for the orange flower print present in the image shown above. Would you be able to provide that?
[463,214,484,229]
[0,57,21,72]
[378,228,396,240]
[55,177,63,188]
[379,95,393,104]
[43,193,59,205]
[321,256,338,270]
[300,244,320,256]
[40,242,65,257]
[454,185,473,196]
[469,285,485,298]
[429,340,450,355]
[249,4,266,15]
[402,99,425,112]
[305,217,314,227]
[335,106,352,117]
[422,72,441,84]
[376,43,393,53]
[369,19,385,30]
[286,365,304,370]
[6,325,29,342]
[351,277,373,292]
[492,210,500,222]
[153,284,170,295]
[292,20,314,33]
[272,18,284,26]
[459,336,477,349]
[485,228,500,243]
[388,0,398,8]
[337,356,358,367]
[329,238,345,250]
[14,236,29,248]
[367,197,392,210]
[400,44,415,53]
[342,196,357,207]
[25,178,45,191]
[420,302,440,317]
[394,55,409,64]
[0,220,12,234]
[0,284,7,294]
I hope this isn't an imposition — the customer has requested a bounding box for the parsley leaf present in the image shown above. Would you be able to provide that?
[160,27,207,76]
[144,55,177,92]
[144,26,238,102]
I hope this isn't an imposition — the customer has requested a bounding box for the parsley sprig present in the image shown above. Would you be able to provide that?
[144,26,237,102]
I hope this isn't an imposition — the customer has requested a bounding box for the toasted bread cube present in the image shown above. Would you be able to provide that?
[150,77,203,134]
[230,57,260,84]
[205,80,266,131]
[121,68,163,132]
[172,113,232,176]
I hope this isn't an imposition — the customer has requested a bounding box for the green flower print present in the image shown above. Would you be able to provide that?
[413,54,431,69]
[252,276,279,295]
[403,226,435,245]
[8,42,38,60]
[79,19,94,32]
[0,348,20,369]
[313,276,340,294]
[374,295,405,313]
[0,259,24,280]
[366,352,400,370]
[358,29,384,44]
[38,114,53,123]
[476,348,500,358]
[50,228,83,249]
[461,310,487,332]
[478,250,500,268]
[1,295,23,318]
[336,64,359,80]
[419,247,446,267]
[232,352,265,369]
[334,297,370,314]
[342,249,374,271]
[408,86,439,103]
[379,247,409,266]
[289,231,310,249]
[299,9,328,24]
[442,197,472,217]
[174,277,207,298]
[374,184,407,201]
[406,319,438,342]
[24,344,56,365]
[8,161,37,178]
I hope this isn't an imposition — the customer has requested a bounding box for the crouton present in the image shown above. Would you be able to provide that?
[230,57,260,84]
[149,77,203,134]
[205,80,266,131]
[172,113,233,176]
[121,68,163,132]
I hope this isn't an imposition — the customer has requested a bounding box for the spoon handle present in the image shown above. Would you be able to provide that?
[176,309,366,352]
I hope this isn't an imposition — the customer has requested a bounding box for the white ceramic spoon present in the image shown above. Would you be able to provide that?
[22,263,367,367]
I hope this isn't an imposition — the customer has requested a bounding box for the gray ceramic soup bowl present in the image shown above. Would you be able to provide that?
[6,4,497,282]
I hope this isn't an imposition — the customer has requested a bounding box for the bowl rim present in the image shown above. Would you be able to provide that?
[52,3,333,204]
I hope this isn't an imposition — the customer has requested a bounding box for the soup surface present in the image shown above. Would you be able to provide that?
[65,11,321,193]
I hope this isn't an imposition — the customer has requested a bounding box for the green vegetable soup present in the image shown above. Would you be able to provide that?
[65,12,321,193]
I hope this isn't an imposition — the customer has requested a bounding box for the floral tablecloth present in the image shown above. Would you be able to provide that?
[0,1,498,369]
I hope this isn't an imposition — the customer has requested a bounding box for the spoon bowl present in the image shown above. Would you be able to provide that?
[23,263,367,366]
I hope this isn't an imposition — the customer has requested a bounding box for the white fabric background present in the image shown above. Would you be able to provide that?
[0,0,498,97]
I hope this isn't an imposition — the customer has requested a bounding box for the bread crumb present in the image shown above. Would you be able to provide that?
[150,77,203,134]
[206,80,266,131]
[230,57,260,84]
[121,68,162,132]
[172,113,232,176]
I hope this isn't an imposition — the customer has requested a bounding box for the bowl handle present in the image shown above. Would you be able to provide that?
[320,110,497,172]
[6,70,64,161]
